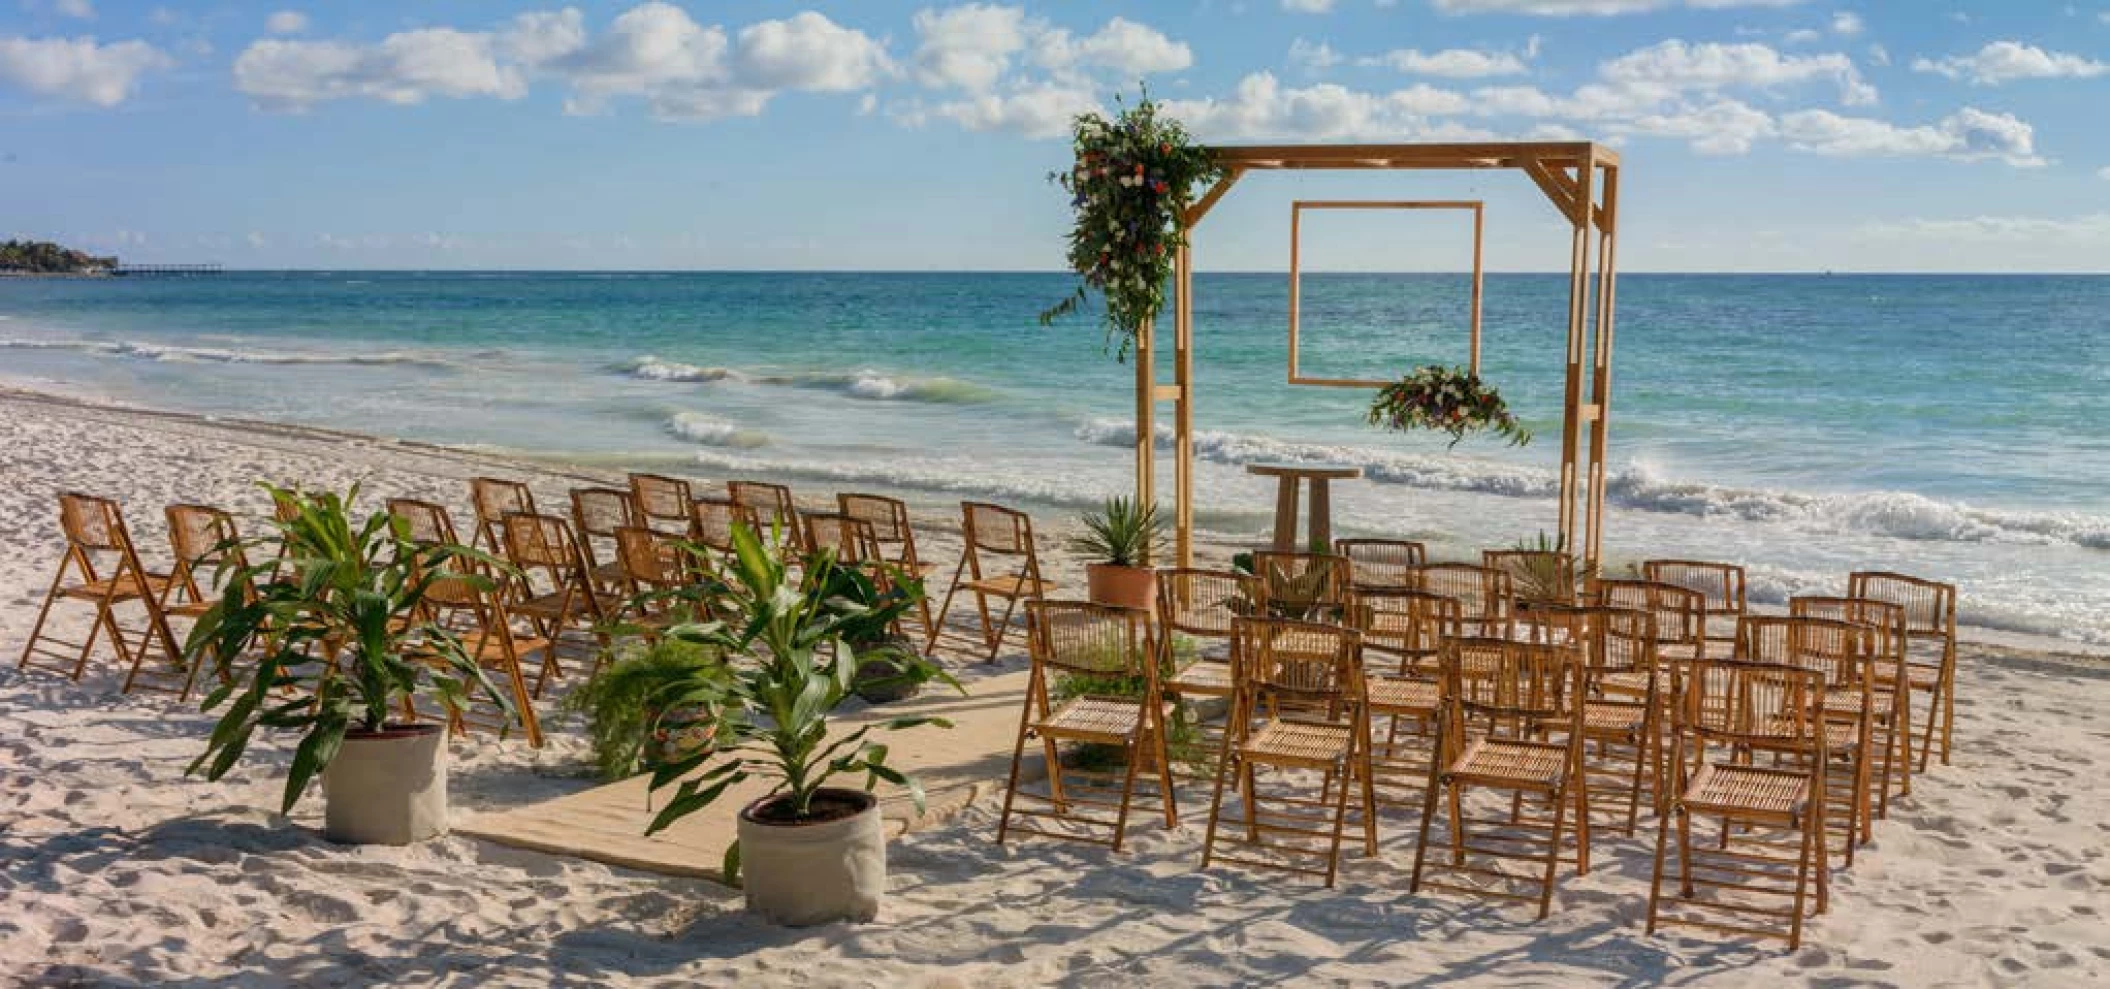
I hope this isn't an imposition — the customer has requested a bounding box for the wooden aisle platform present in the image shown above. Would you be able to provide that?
[457,669,1034,882]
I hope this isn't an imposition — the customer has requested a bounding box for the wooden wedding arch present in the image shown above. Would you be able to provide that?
[1134,141,1622,568]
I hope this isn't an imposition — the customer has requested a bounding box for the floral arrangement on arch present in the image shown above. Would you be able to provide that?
[1367,365,1532,448]
[1039,93,1225,361]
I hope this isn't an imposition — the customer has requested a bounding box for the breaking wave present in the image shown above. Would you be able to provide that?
[664,412,768,449]
[622,356,748,383]
[0,337,457,369]
[619,356,994,404]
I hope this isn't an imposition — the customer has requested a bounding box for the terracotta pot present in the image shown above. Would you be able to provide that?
[737,788,885,926]
[1085,563,1157,613]
[321,722,447,845]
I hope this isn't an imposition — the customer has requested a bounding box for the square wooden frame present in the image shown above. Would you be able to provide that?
[1287,200,1485,388]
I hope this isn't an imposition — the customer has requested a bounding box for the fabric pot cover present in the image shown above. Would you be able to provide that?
[322,723,447,845]
[736,788,884,926]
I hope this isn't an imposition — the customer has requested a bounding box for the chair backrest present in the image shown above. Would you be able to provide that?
[60,492,130,553]
[729,480,802,546]
[1483,549,1579,606]
[386,498,461,547]
[629,473,695,530]
[689,496,756,554]
[501,512,587,586]
[1231,617,1362,715]
[1440,636,1583,737]
[1736,614,1871,695]
[166,504,245,597]
[962,501,1034,557]
[471,477,536,526]
[1642,559,1747,615]
[1026,599,1154,680]
[571,487,639,540]
[1562,604,1657,681]
[1348,586,1461,674]
[1156,568,1262,640]
[1592,578,1707,656]
[803,512,883,566]
[1792,596,1909,683]
[1334,538,1427,589]
[1845,571,1956,640]
[268,487,312,525]
[1250,551,1351,621]
[838,492,915,548]
[1404,562,1514,631]
[1678,658,1827,751]
[615,525,690,591]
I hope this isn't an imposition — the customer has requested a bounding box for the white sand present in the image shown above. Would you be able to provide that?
[1,387,2105,987]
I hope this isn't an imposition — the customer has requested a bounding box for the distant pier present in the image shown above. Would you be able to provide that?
[111,263,223,277]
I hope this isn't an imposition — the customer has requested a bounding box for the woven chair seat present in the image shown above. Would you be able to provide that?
[1168,659,1233,697]
[1242,718,1354,768]
[1365,676,1439,715]
[58,573,172,601]
[1446,737,1569,789]
[589,561,629,584]
[1581,701,1647,734]
[961,575,1054,598]
[1682,762,1810,819]
[1037,696,1143,742]
[1827,686,1896,713]
[1597,670,1654,696]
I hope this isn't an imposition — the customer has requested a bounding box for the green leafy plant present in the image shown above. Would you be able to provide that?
[1504,531,1599,606]
[1069,496,1166,567]
[1040,91,1226,360]
[644,524,960,879]
[184,485,519,814]
[1368,365,1531,448]
[564,635,730,781]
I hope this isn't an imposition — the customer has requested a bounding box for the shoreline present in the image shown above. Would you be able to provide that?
[1,380,2101,661]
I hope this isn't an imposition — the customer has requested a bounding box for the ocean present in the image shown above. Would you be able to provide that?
[3,271,2106,648]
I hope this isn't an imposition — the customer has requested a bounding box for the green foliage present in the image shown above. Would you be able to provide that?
[1507,531,1599,606]
[1048,671,1208,775]
[564,635,730,781]
[643,523,960,859]
[1069,495,1166,567]
[184,484,520,815]
[1039,91,1226,360]
[1368,365,1531,448]
[0,239,116,273]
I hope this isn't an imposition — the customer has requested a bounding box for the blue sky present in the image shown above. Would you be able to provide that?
[1,0,2106,271]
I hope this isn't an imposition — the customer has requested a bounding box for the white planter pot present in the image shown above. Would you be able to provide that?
[321,723,448,845]
[736,788,884,926]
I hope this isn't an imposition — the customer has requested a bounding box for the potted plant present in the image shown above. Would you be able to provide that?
[1039,92,1225,360]
[645,524,958,926]
[185,485,518,845]
[1071,496,1165,612]
[1368,364,1531,448]
[564,635,731,781]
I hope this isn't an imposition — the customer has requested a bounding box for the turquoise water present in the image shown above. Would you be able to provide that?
[4,272,2107,646]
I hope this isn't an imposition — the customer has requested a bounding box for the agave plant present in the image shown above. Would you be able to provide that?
[1069,496,1166,567]
[184,484,519,813]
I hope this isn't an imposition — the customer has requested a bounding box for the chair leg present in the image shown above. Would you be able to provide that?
[1408,769,1445,894]
[985,592,1026,663]
[1152,721,1179,828]
[1539,782,1570,919]
[15,564,70,672]
[1324,757,1352,888]
[1939,654,1955,766]
[996,707,1035,846]
[924,558,969,657]
[1042,732,1068,815]
[1645,804,1674,935]
[1359,749,1379,857]
[1789,809,1816,950]
[1111,739,1143,853]
[1199,735,1238,870]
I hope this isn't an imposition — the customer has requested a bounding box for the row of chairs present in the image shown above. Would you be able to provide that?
[997,559,1958,950]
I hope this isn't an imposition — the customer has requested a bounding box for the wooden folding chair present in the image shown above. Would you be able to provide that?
[1333,538,1427,590]
[388,497,463,548]
[729,479,808,553]
[611,525,709,630]
[17,493,194,698]
[497,511,610,695]
[1158,568,1264,778]
[1544,605,1664,836]
[1410,637,1590,919]
[1348,587,1459,806]
[1847,571,1957,771]
[404,566,548,747]
[571,487,642,593]
[1249,551,1351,622]
[1405,562,1516,639]
[1648,659,1830,950]
[687,495,755,556]
[839,492,939,639]
[1644,560,1747,653]
[1737,615,1876,866]
[628,473,695,535]
[469,478,536,553]
[163,504,249,618]
[1202,618,1375,888]
[998,600,1176,851]
[1792,596,1913,817]
[928,502,1054,662]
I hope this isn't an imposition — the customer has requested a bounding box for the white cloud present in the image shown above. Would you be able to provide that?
[1912,41,2109,85]
[234,28,527,110]
[910,4,1028,91]
[911,80,1100,138]
[732,11,891,92]
[1830,11,1863,35]
[1161,71,1484,141]
[1778,106,2042,165]
[1289,37,1341,72]
[265,10,307,35]
[498,9,586,65]
[1601,39,1876,105]
[1858,213,2110,245]
[55,0,93,19]
[1782,28,1820,44]
[2099,165,2110,181]
[1370,46,1530,77]
[0,35,170,106]
[1035,17,1192,75]
[1614,98,1775,153]
[909,6,1188,96]
[1431,0,1809,15]
[1867,42,1889,67]
[1282,0,1336,11]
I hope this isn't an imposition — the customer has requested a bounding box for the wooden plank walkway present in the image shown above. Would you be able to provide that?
[457,669,1033,881]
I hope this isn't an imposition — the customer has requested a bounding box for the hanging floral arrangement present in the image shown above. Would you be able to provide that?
[1368,365,1532,448]
[1039,92,1225,361]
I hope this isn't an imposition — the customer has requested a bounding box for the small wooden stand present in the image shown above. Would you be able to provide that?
[1246,462,1363,552]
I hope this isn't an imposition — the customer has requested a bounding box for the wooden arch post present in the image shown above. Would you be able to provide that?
[1139,142,1620,569]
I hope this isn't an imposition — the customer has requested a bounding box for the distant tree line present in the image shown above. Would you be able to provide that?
[0,239,118,273]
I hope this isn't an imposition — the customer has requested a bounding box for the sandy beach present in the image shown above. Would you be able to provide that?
[2,385,2106,988]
